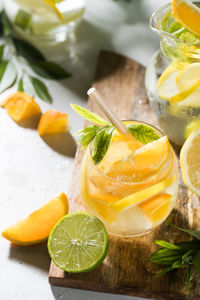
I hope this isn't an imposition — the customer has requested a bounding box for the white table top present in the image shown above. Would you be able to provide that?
[0,0,169,299]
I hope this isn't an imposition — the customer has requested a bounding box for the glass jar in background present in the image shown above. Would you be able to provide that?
[3,0,86,46]
[145,3,200,146]
[81,120,179,237]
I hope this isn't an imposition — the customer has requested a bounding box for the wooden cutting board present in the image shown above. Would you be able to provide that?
[49,50,200,300]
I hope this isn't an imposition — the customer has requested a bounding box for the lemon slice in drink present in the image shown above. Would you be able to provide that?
[48,212,109,273]
[180,130,200,196]
[184,119,200,139]
[176,63,200,91]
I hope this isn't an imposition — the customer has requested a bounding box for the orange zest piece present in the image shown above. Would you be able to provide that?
[172,0,200,36]
[4,92,41,122]
[1,193,69,245]
[38,110,68,136]
[139,193,171,223]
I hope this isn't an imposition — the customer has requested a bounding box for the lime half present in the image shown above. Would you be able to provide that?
[48,212,109,273]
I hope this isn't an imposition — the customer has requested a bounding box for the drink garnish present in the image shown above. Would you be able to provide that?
[71,104,160,165]
[151,222,200,290]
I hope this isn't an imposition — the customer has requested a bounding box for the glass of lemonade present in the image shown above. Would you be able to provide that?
[81,120,179,237]
[3,0,86,45]
[145,2,200,146]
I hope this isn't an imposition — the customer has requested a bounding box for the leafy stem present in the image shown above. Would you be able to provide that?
[0,9,71,103]
[151,222,200,290]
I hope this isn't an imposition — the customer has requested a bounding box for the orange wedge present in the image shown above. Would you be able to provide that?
[4,92,41,122]
[139,193,171,224]
[110,136,170,177]
[1,193,69,245]
[172,0,200,36]
[38,110,68,136]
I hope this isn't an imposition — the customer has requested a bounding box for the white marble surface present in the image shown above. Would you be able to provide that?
[0,0,169,299]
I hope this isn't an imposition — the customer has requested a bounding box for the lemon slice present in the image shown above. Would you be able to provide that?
[111,176,175,212]
[180,130,200,196]
[176,63,200,91]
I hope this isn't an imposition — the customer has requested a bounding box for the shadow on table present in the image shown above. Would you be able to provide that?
[9,242,50,273]
[41,132,77,157]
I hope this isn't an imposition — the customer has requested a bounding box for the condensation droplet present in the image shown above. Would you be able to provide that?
[138,99,147,105]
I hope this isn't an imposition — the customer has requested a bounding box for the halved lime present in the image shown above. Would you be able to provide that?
[48,212,109,273]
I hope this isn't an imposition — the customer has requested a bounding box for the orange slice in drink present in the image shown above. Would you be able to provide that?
[109,136,170,177]
[1,193,69,245]
[139,193,171,224]
[4,92,41,122]
[111,176,175,212]
[172,0,200,36]
[38,110,68,136]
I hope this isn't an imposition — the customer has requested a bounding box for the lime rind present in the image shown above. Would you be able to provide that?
[48,212,109,273]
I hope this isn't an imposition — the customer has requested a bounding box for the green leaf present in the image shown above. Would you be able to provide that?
[12,38,45,62]
[127,124,160,144]
[193,251,200,275]
[0,45,5,61]
[18,75,35,97]
[186,265,192,291]
[168,222,200,240]
[29,61,71,79]
[71,104,109,125]
[155,266,175,278]
[0,61,17,93]
[30,77,52,103]
[75,125,101,149]
[155,240,184,251]
[2,10,12,36]
[14,9,31,30]
[91,126,114,165]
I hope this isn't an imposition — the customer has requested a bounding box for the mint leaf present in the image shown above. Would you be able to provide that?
[91,126,114,165]
[13,38,45,62]
[168,222,200,241]
[29,61,71,79]
[30,77,52,103]
[0,60,17,93]
[0,45,4,61]
[71,104,109,125]
[75,125,101,149]
[193,252,200,275]
[127,124,160,144]
[14,9,31,30]
[18,75,35,97]
[2,10,12,36]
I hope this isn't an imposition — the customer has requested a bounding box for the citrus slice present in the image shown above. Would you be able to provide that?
[111,176,175,212]
[158,64,200,103]
[48,212,109,273]
[38,110,68,136]
[1,193,69,245]
[139,193,171,224]
[176,63,200,91]
[184,119,200,139]
[109,136,170,177]
[172,0,200,36]
[43,0,64,21]
[180,130,200,195]
[4,92,41,122]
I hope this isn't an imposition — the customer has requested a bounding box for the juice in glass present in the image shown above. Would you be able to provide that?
[81,121,179,237]
[146,2,200,145]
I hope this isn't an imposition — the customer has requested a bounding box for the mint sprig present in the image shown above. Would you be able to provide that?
[71,104,160,164]
[151,222,200,290]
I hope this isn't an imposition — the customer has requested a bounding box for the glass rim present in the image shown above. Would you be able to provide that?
[87,119,172,186]
[149,2,200,53]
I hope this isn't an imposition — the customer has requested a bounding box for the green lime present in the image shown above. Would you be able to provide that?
[48,212,109,273]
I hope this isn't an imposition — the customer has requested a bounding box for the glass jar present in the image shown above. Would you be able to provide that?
[145,3,200,146]
[3,0,86,46]
[81,120,179,237]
